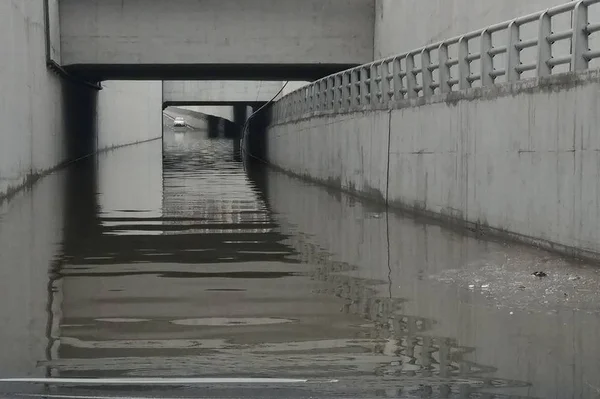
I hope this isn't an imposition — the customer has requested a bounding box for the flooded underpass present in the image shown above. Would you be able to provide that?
[1,120,600,398]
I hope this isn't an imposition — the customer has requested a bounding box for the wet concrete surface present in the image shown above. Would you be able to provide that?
[1,121,600,398]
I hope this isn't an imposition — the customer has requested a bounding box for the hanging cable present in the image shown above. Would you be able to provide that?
[240,81,289,162]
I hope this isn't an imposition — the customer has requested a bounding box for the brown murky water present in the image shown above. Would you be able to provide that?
[1,121,600,398]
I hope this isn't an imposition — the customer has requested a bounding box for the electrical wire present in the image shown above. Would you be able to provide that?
[240,81,289,162]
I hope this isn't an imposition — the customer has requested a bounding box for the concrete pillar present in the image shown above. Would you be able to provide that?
[230,105,248,161]
[207,115,219,138]
[233,134,242,162]
[223,120,237,138]
[233,104,247,127]
[244,104,268,163]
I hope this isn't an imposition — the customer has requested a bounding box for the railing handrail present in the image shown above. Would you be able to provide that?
[272,0,600,123]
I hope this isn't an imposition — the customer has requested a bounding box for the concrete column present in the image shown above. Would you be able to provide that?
[207,115,219,138]
[233,104,247,127]
[244,104,268,163]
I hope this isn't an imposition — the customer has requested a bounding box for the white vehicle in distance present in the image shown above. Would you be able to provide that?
[173,117,186,128]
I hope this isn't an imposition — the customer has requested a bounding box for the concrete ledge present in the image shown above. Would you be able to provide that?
[267,69,600,262]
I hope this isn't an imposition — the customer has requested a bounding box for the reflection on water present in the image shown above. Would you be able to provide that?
[0,122,600,397]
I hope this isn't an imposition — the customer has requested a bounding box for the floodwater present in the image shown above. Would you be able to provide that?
[1,120,600,398]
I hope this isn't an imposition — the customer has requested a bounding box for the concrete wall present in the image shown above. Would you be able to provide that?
[0,0,69,200]
[97,81,163,150]
[59,0,375,67]
[268,112,390,202]
[0,1,163,201]
[163,81,286,105]
[374,0,576,59]
[267,70,600,260]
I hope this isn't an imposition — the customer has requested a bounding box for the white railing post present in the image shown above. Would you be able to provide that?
[480,29,494,86]
[329,76,336,110]
[304,88,310,114]
[321,79,327,111]
[321,80,327,110]
[572,0,589,71]
[438,43,450,93]
[360,66,369,105]
[405,53,417,98]
[333,75,340,111]
[300,87,308,115]
[351,69,360,107]
[393,57,404,101]
[326,77,331,110]
[295,92,300,116]
[370,64,379,105]
[293,92,298,117]
[506,21,520,82]
[323,79,328,110]
[342,72,350,109]
[421,48,434,97]
[537,11,552,77]
[338,75,344,109]
[381,61,391,105]
[458,36,470,89]
[314,84,319,111]
[282,101,286,121]
[316,82,322,111]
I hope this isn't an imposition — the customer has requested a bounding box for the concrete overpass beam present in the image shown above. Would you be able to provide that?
[59,0,375,80]
[163,81,286,107]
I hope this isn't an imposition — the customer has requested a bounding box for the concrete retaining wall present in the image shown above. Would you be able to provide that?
[267,70,600,259]
[0,0,163,201]
[97,81,163,150]
[0,0,70,200]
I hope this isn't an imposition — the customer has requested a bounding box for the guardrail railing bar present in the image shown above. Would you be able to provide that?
[537,11,553,77]
[548,29,574,43]
[271,0,600,121]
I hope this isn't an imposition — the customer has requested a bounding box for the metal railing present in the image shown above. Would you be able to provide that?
[272,0,600,123]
